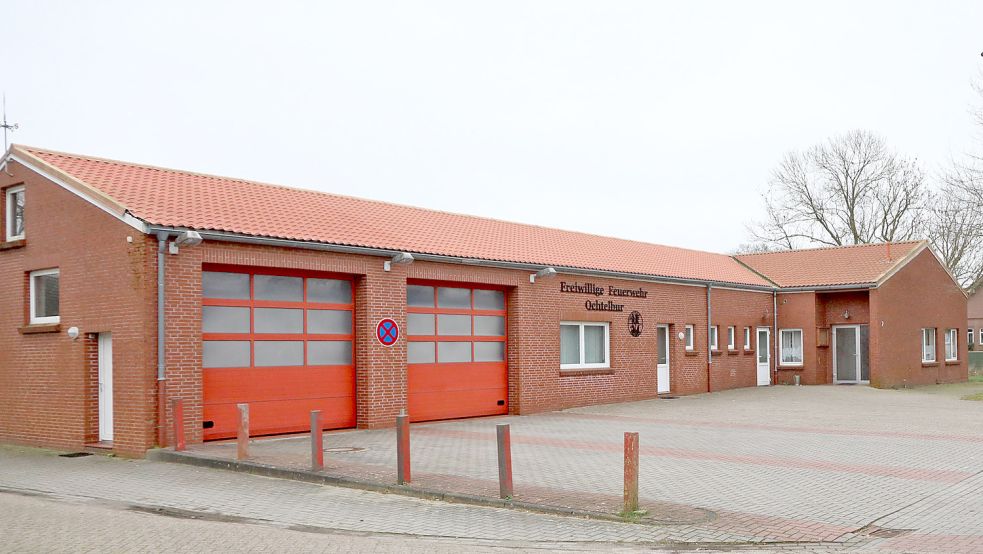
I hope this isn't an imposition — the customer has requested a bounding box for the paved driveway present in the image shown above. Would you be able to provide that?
[168,384,983,551]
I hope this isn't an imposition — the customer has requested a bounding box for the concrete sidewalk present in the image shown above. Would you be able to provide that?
[153,385,983,551]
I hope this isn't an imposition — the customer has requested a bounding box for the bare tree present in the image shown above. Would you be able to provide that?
[750,130,928,250]
[928,170,983,291]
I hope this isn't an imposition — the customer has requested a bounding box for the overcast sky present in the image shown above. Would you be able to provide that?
[4,1,982,253]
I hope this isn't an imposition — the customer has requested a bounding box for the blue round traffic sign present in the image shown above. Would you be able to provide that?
[376,318,399,347]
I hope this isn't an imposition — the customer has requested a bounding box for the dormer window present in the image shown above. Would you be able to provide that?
[5,185,25,241]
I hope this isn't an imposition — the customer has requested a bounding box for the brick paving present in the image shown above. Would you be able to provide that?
[163,384,983,550]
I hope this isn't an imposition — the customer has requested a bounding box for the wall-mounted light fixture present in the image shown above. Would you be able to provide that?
[529,267,557,283]
[169,230,203,254]
[842,310,850,319]
[384,252,415,272]
[67,326,80,341]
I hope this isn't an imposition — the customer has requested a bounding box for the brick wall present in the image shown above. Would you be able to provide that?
[870,249,968,387]
[0,160,157,457]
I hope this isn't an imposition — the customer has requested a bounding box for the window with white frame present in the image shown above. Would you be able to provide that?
[29,269,60,324]
[779,329,803,365]
[560,322,610,369]
[5,185,25,241]
[709,325,718,350]
[744,327,751,350]
[684,324,694,350]
[978,328,982,347]
[726,326,734,350]
[968,329,974,348]
[945,328,958,361]
[922,328,936,363]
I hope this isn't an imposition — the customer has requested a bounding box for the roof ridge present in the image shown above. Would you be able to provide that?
[18,144,742,261]
[736,240,924,257]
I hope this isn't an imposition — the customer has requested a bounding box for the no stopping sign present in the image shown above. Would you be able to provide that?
[376,318,399,347]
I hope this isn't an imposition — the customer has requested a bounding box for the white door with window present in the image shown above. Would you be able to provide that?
[756,328,770,385]
[657,325,670,393]
[98,333,114,442]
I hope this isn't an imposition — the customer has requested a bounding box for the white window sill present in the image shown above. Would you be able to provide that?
[30,317,60,325]
[560,364,610,371]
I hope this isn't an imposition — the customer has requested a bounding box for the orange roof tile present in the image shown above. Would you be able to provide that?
[735,241,926,288]
[14,145,773,287]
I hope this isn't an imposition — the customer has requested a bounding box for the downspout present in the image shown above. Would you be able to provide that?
[773,290,779,384]
[156,232,169,447]
[707,284,712,393]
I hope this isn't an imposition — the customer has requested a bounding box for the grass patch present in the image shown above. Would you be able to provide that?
[961,392,983,401]
[970,373,983,383]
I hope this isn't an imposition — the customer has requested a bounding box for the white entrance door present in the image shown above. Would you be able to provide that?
[98,333,114,442]
[833,325,864,383]
[756,328,771,386]
[657,325,670,393]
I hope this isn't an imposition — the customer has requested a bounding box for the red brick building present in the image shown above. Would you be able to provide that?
[967,290,983,351]
[0,145,968,457]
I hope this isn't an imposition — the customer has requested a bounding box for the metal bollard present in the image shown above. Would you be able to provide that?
[311,410,324,471]
[623,432,639,514]
[396,413,411,484]
[171,398,185,451]
[236,403,249,460]
[496,424,513,499]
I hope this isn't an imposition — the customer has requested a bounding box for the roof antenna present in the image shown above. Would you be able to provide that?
[1,93,19,152]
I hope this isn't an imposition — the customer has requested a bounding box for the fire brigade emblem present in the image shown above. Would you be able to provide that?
[628,311,643,337]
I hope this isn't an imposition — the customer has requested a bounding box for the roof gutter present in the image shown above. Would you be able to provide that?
[777,283,876,293]
[145,226,777,292]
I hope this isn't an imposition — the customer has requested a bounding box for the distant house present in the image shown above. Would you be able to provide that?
[968,290,983,351]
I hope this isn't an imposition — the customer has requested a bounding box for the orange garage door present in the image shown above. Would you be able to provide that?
[406,282,508,422]
[201,266,355,440]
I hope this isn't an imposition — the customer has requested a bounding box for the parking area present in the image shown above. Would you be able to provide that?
[165,383,983,549]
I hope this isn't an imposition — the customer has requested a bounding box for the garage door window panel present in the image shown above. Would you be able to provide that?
[308,341,352,365]
[307,309,353,335]
[254,308,304,334]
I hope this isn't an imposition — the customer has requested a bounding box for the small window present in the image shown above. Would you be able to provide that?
[779,329,803,365]
[922,328,936,363]
[30,268,60,324]
[307,278,352,304]
[408,341,435,363]
[5,185,25,241]
[406,285,435,307]
[978,328,982,347]
[709,325,718,351]
[308,341,352,365]
[254,275,303,302]
[437,287,471,308]
[473,289,505,310]
[968,329,974,347]
[407,313,435,335]
[945,328,958,362]
[684,324,694,351]
[437,341,472,363]
[744,327,751,350]
[202,271,250,300]
[727,326,736,350]
[560,322,610,369]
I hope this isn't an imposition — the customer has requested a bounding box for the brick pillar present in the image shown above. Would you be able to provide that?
[510,280,562,414]
[162,246,205,446]
[355,263,407,428]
